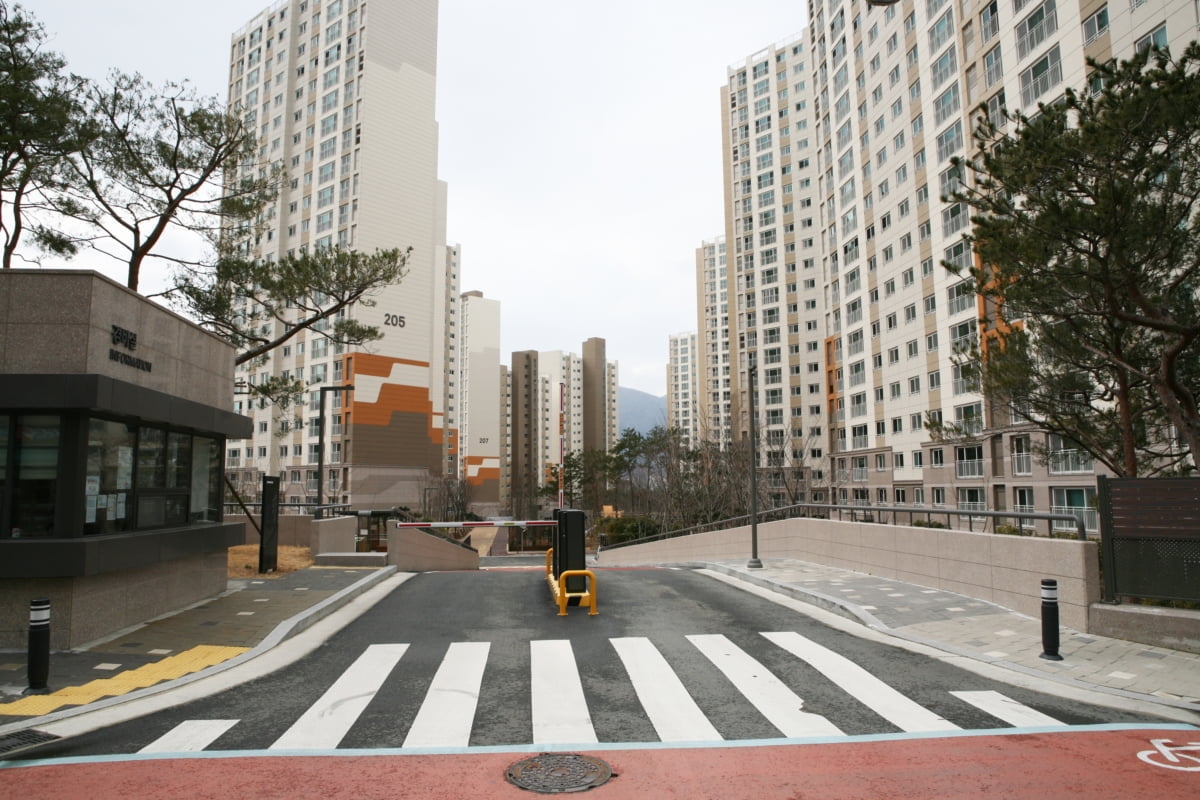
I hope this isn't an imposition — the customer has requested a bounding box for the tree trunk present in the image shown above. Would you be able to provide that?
[1115,367,1138,477]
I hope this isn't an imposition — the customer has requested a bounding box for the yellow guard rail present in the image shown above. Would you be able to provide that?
[544,547,598,616]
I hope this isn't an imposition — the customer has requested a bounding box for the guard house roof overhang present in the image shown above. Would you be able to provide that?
[0,374,251,439]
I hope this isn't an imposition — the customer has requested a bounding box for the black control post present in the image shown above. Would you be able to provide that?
[1040,579,1063,661]
[259,474,281,573]
[552,508,563,580]
[560,510,586,591]
[25,598,51,695]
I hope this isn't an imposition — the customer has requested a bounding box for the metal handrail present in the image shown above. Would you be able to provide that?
[601,501,1088,550]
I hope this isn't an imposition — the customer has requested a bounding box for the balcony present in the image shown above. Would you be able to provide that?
[1012,452,1032,476]
[852,467,868,482]
[852,435,869,449]
[957,501,987,518]
[1052,505,1098,532]
[955,459,985,479]
[1048,449,1093,475]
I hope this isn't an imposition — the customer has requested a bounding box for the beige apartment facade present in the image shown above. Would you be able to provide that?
[223,0,455,513]
[667,332,701,448]
[459,291,502,513]
[701,0,1198,531]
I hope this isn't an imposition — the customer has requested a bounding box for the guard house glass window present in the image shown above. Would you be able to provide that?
[10,415,61,538]
[86,420,223,534]
[85,418,136,535]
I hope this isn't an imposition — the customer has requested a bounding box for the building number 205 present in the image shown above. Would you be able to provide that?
[384,313,406,327]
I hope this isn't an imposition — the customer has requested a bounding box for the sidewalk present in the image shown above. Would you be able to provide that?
[0,565,395,726]
[1,557,1197,736]
[703,558,1200,715]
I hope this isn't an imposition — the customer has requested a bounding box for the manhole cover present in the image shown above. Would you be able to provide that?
[506,753,613,793]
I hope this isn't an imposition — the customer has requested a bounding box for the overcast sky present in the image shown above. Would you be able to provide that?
[26,0,806,396]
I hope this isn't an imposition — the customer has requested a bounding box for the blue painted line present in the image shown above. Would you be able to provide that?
[2,723,1196,770]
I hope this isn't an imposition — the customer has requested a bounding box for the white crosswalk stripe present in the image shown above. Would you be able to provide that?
[139,719,238,753]
[611,636,723,742]
[142,633,1072,753]
[530,639,597,744]
[404,641,491,748]
[687,633,845,737]
[762,631,959,733]
[950,690,1066,727]
[270,643,409,750]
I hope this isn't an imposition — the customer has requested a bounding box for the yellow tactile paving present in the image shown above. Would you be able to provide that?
[0,645,248,716]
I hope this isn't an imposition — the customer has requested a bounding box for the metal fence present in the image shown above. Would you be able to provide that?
[602,501,1088,550]
[1098,476,1200,604]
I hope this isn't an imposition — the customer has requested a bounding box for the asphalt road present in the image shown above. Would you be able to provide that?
[15,567,1165,758]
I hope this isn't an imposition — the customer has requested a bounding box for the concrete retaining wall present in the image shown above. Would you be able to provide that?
[387,523,479,571]
[1089,603,1200,654]
[598,517,1099,632]
[231,514,317,549]
[0,551,227,650]
[312,516,357,554]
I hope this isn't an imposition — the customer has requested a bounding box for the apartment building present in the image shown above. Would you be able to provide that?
[459,291,502,514]
[222,0,455,511]
[719,34,832,507]
[506,341,619,518]
[707,0,1196,532]
[694,236,733,447]
[667,332,702,447]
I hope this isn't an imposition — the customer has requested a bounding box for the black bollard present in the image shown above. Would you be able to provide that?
[25,598,51,695]
[1039,579,1063,661]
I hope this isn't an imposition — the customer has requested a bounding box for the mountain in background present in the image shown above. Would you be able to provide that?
[618,386,667,435]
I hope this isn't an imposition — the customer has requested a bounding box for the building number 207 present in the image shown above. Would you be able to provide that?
[384,314,406,327]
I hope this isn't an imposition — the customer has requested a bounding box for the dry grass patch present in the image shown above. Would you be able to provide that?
[228,544,314,578]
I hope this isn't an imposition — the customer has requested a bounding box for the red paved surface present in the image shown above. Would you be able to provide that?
[3,727,1198,799]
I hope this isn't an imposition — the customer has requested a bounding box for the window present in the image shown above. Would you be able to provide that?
[1020,46,1062,107]
[929,9,955,53]
[942,202,967,235]
[945,240,972,272]
[1082,6,1109,45]
[1134,25,1168,55]
[1016,0,1059,60]
[981,0,1000,42]
[936,121,964,162]
[948,281,975,314]
[934,83,961,126]
[932,45,958,89]
[984,46,1004,88]
[950,318,978,350]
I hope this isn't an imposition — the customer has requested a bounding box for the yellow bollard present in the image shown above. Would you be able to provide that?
[556,570,598,616]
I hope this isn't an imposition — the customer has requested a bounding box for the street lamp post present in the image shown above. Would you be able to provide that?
[316,383,354,519]
[747,364,763,569]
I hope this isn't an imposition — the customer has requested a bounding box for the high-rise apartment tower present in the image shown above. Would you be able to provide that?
[224,0,454,511]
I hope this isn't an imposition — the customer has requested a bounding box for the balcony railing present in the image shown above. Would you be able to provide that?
[1051,505,1098,532]
[957,501,987,518]
[955,459,985,479]
[1048,449,1093,474]
[1012,452,1032,475]
[852,435,869,449]
[851,467,868,482]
